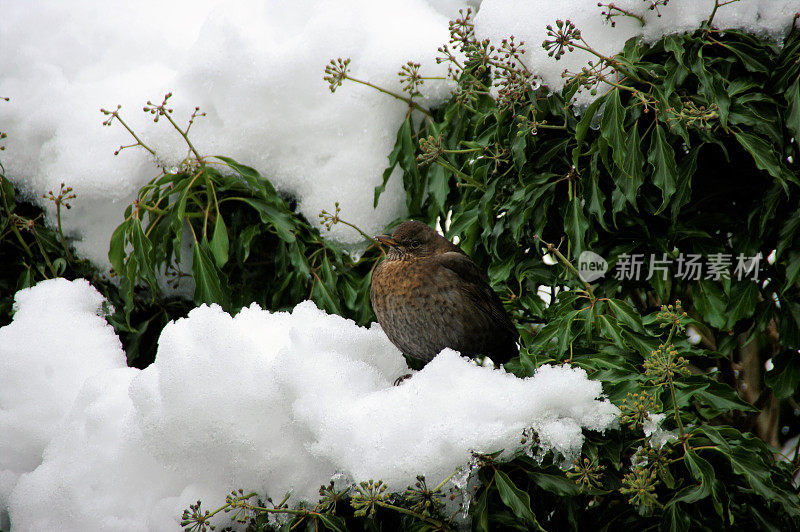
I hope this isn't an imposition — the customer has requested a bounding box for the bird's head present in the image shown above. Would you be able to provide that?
[375,220,452,260]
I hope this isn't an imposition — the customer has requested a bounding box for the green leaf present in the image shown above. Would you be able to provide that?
[511,132,527,170]
[573,95,605,168]
[785,77,800,146]
[564,198,588,257]
[719,37,769,73]
[214,155,271,196]
[647,124,678,214]
[473,488,489,532]
[677,448,725,520]
[210,214,229,268]
[598,314,626,347]
[394,117,423,213]
[238,225,261,263]
[52,258,67,276]
[765,350,800,399]
[311,255,341,314]
[600,89,626,170]
[693,280,727,329]
[661,503,690,532]
[585,157,608,230]
[695,425,800,517]
[733,130,794,191]
[131,218,159,291]
[494,470,544,531]
[724,281,758,329]
[620,120,645,201]
[606,298,643,332]
[427,163,449,212]
[236,197,296,243]
[528,470,580,496]
[108,223,127,274]
[693,380,758,417]
[670,145,699,222]
[317,514,348,532]
[191,241,226,307]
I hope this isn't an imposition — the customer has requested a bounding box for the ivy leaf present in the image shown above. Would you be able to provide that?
[236,197,296,243]
[785,77,800,141]
[598,314,626,346]
[670,145,699,222]
[600,89,626,170]
[191,241,226,307]
[647,124,678,214]
[108,223,127,274]
[210,214,229,268]
[719,35,770,73]
[494,470,544,531]
[694,380,758,417]
[724,281,758,329]
[765,350,800,399]
[606,298,643,332]
[317,514,348,532]
[311,254,341,315]
[661,503,691,532]
[573,95,605,168]
[213,155,271,197]
[564,198,588,258]
[528,470,580,496]
[693,279,727,329]
[733,130,795,192]
[473,485,489,532]
[695,425,800,517]
[511,132,527,170]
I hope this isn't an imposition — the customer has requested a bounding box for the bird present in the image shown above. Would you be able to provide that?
[370,220,518,371]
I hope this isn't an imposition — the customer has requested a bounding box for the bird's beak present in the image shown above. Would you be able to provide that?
[375,234,398,248]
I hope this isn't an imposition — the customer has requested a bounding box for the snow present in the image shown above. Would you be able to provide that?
[643,412,678,449]
[0,278,126,526]
[2,1,798,269]
[475,0,800,105]
[0,0,458,267]
[1,279,619,530]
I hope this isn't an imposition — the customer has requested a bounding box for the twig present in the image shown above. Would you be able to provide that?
[534,235,596,301]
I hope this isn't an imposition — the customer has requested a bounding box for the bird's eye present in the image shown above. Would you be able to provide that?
[409,240,420,249]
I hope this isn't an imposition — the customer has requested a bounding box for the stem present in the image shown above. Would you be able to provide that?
[9,224,34,258]
[607,4,646,27]
[201,493,259,521]
[30,226,57,277]
[535,123,569,130]
[55,202,74,263]
[571,39,646,85]
[433,469,459,492]
[446,147,483,154]
[535,235,596,301]
[113,113,156,155]
[162,111,203,161]
[706,0,740,29]
[375,501,447,528]
[337,218,377,244]
[668,377,685,437]
[344,75,432,117]
[435,159,486,190]
[664,322,686,437]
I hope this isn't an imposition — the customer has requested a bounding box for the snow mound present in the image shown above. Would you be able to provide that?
[1,279,619,530]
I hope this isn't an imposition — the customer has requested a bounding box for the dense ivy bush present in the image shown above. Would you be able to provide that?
[1,2,799,530]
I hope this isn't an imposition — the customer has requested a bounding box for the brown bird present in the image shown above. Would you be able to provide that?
[370,220,518,367]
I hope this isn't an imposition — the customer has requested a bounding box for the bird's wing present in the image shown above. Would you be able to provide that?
[435,251,518,339]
